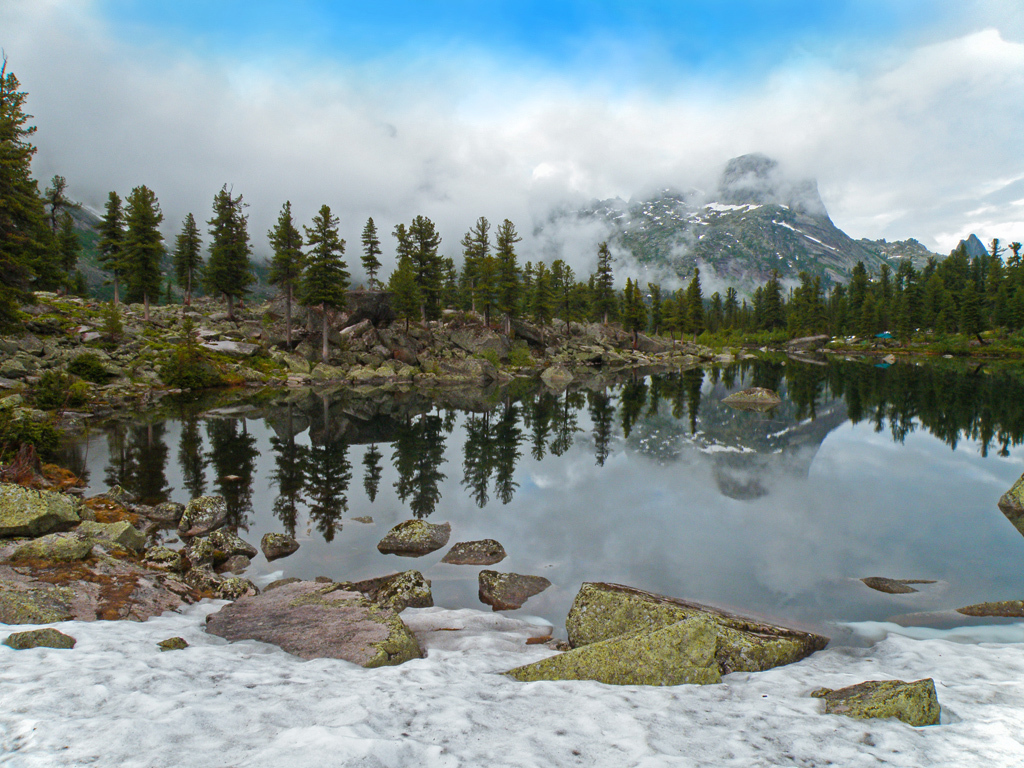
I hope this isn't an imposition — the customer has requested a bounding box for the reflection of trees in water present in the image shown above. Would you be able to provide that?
[103,421,169,503]
[305,438,351,542]
[524,391,557,461]
[361,444,383,503]
[550,391,583,457]
[392,413,448,518]
[683,368,704,435]
[462,412,494,508]
[206,418,258,529]
[269,405,309,537]
[619,377,648,439]
[492,402,522,504]
[178,417,207,499]
[588,390,614,467]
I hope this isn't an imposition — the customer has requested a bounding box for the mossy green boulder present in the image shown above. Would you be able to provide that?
[11,532,93,562]
[77,520,146,552]
[814,679,940,726]
[505,616,722,686]
[998,473,1024,537]
[566,583,828,675]
[0,583,74,624]
[0,483,80,538]
[3,627,76,650]
[158,637,189,652]
[177,495,228,538]
[377,519,451,557]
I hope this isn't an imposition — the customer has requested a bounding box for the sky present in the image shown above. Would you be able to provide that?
[2,0,1024,281]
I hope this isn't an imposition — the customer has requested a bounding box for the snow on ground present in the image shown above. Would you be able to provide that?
[2,603,1024,767]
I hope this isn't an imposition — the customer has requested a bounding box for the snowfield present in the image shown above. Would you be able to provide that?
[2,602,1023,767]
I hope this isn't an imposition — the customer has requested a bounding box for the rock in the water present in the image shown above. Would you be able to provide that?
[158,637,188,651]
[11,532,93,562]
[998,473,1024,537]
[441,539,507,565]
[377,520,451,557]
[204,580,421,666]
[721,387,782,412]
[814,679,940,726]
[539,365,574,389]
[566,583,828,675]
[217,555,251,574]
[860,577,935,595]
[138,501,185,525]
[956,600,1024,617]
[3,627,76,650]
[143,546,186,572]
[338,570,433,613]
[77,520,146,552]
[0,582,74,624]
[177,496,228,538]
[0,483,80,538]
[206,529,258,560]
[94,485,138,506]
[505,616,722,686]
[261,532,300,561]
[478,570,551,611]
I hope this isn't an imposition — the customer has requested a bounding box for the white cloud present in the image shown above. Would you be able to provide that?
[2,0,1023,285]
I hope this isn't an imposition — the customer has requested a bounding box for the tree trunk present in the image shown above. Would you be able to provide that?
[226,293,235,321]
[185,270,192,307]
[603,311,608,325]
[113,276,120,306]
[143,293,150,322]
[321,305,329,363]
[285,284,293,348]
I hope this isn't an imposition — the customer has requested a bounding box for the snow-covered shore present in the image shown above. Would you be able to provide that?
[2,602,1023,767]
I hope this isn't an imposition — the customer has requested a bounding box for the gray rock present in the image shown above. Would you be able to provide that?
[142,546,187,572]
[77,520,146,552]
[539,365,574,389]
[0,483,80,538]
[217,555,251,574]
[11,532,93,562]
[200,340,260,358]
[338,570,433,613]
[94,485,138,506]
[956,600,1024,617]
[137,501,185,525]
[3,627,76,650]
[260,532,300,561]
[204,580,421,666]
[377,520,451,557]
[441,539,507,565]
[0,582,75,624]
[206,529,258,560]
[478,570,551,611]
[814,679,940,727]
[177,496,228,538]
[449,327,509,358]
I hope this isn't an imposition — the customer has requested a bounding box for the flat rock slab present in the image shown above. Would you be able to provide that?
[814,679,940,727]
[567,582,829,675]
[204,580,421,666]
[11,532,93,562]
[441,539,507,565]
[956,600,1024,617]
[377,520,451,557]
[478,570,551,611]
[861,577,936,595]
[3,627,76,650]
[506,616,722,686]
[261,532,300,561]
[721,387,782,412]
[0,483,80,538]
[177,496,228,538]
[77,520,146,552]
[200,340,260,358]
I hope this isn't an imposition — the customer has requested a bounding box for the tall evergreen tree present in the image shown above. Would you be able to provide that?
[594,242,616,324]
[123,185,164,321]
[267,201,304,347]
[360,217,383,288]
[531,261,556,331]
[204,185,254,320]
[460,216,490,313]
[408,214,443,320]
[55,210,80,275]
[172,213,202,306]
[387,253,421,332]
[622,277,647,348]
[301,204,349,363]
[494,219,522,334]
[685,267,704,338]
[97,191,126,305]
[648,283,662,335]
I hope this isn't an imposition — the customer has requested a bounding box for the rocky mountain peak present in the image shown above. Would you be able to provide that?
[718,153,827,217]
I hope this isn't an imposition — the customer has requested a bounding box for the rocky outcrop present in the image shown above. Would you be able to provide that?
[566,583,828,675]
[998,473,1024,537]
[377,520,451,557]
[441,539,507,565]
[721,388,782,412]
[3,627,77,650]
[204,580,421,666]
[177,496,228,538]
[0,483,80,538]
[478,571,551,611]
[261,532,300,561]
[813,679,940,726]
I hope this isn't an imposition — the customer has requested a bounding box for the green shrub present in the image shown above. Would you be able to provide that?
[100,302,124,342]
[508,341,534,367]
[33,371,90,410]
[0,408,60,462]
[477,348,501,368]
[159,346,224,390]
[68,352,113,383]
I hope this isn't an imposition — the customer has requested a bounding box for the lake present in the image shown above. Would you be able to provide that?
[61,358,1024,640]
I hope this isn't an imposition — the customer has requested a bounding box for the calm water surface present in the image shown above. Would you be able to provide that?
[62,359,1024,639]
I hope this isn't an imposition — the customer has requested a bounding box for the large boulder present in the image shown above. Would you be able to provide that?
[204,580,421,666]
[566,583,829,675]
[0,484,80,538]
[345,290,395,328]
[0,581,75,623]
[505,615,722,686]
[449,327,510,359]
[177,496,228,538]
[441,539,507,565]
[813,679,940,727]
[998,473,1024,536]
[377,520,451,557]
[11,532,93,562]
[478,570,551,611]
[77,520,146,553]
[260,532,300,561]
[721,388,782,412]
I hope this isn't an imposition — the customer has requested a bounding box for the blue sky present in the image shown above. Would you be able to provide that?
[2,0,1023,279]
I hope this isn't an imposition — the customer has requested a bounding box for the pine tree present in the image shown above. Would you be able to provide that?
[531,261,556,337]
[408,214,443,320]
[43,174,72,234]
[622,278,647,348]
[267,201,304,347]
[460,216,490,313]
[301,204,349,363]
[97,191,126,305]
[761,271,784,330]
[685,267,704,338]
[724,287,739,329]
[56,210,80,276]
[172,213,202,306]
[204,185,254,320]
[360,217,383,288]
[594,241,615,324]
[123,185,164,321]
[387,254,421,332]
[648,283,662,335]
[494,219,522,334]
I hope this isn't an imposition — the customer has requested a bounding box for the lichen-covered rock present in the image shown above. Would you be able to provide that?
[377,520,451,557]
[998,473,1024,537]
[505,616,722,686]
[177,496,228,538]
[721,387,782,412]
[204,580,421,666]
[183,537,218,568]
[814,679,940,726]
[137,501,185,525]
[217,577,259,600]
[3,627,76,650]
[441,539,507,565]
[0,483,80,538]
[206,529,258,560]
[0,582,74,623]
[566,583,828,675]
[217,554,251,574]
[94,485,138,506]
[338,570,433,613]
[956,600,1024,617]
[142,546,186,572]
[260,532,300,561]
[11,532,93,562]
[860,577,935,595]
[77,520,146,552]
[158,637,188,652]
[478,571,551,611]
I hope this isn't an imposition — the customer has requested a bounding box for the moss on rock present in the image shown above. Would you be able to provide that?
[0,483,80,538]
[998,473,1024,537]
[0,583,74,624]
[3,627,76,650]
[158,636,188,651]
[77,520,146,552]
[817,678,940,727]
[11,532,93,562]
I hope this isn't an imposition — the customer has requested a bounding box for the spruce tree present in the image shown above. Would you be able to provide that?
[531,261,556,341]
[594,241,616,324]
[360,217,383,288]
[56,210,80,276]
[685,267,705,338]
[97,191,126,305]
[205,185,254,320]
[301,204,349,363]
[388,254,421,332]
[268,201,304,347]
[172,213,203,306]
[494,219,522,334]
[622,277,647,348]
[123,185,164,321]
[43,174,72,234]
[408,215,443,320]
[648,283,662,335]
[460,216,490,313]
